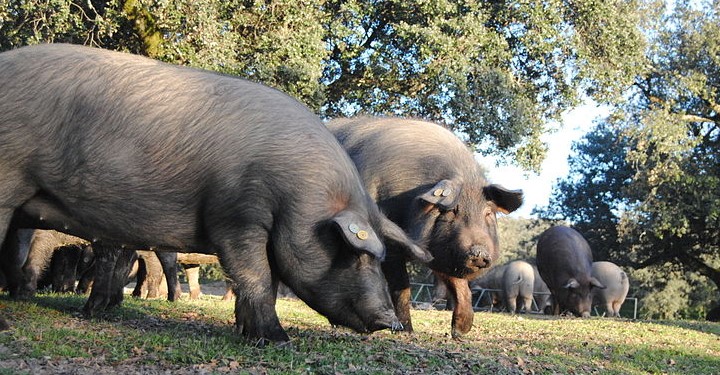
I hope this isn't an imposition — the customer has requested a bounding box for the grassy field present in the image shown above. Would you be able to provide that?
[0,292,718,374]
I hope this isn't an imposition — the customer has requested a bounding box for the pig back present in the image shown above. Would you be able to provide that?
[0,44,365,249]
[536,226,594,286]
[591,261,629,303]
[328,117,486,208]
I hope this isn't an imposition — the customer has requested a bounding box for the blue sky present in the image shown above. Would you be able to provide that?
[476,101,611,218]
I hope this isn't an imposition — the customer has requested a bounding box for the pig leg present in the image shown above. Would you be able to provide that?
[444,276,473,338]
[607,302,618,317]
[222,281,235,301]
[108,249,137,308]
[522,296,533,314]
[18,233,56,298]
[216,229,288,344]
[381,258,414,332]
[505,294,518,314]
[183,264,201,299]
[75,248,95,294]
[0,226,31,298]
[141,252,163,298]
[131,257,148,298]
[82,245,135,316]
[156,251,181,301]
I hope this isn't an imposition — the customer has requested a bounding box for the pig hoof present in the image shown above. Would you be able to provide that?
[390,321,404,332]
[251,337,293,349]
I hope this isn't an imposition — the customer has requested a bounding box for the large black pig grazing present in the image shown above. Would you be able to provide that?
[536,226,605,317]
[328,117,523,337]
[0,44,431,344]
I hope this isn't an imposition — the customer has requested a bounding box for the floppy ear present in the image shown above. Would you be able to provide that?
[590,277,606,289]
[419,180,461,210]
[563,278,580,289]
[379,215,433,263]
[331,210,385,260]
[483,184,523,214]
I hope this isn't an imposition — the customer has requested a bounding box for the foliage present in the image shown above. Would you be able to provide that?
[495,216,557,265]
[0,0,649,171]
[538,0,720,319]
[1,292,720,374]
[536,121,638,262]
[630,265,717,320]
[322,0,647,171]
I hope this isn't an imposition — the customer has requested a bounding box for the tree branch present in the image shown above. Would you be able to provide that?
[677,252,720,288]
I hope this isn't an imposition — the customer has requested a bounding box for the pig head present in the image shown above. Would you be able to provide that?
[536,226,605,317]
[329,117,522,336]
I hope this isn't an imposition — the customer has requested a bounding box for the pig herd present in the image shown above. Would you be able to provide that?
[469,226,630,318]
[0,44,629,346]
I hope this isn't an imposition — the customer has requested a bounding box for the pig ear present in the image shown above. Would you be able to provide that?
[563,278,580,289]
[590,277,606,289]
[331,210,386,260]
[483,184,524,214]
[419,180,461,210]
[379,216,433,263]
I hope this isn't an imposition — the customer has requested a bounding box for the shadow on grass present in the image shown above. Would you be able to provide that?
[0,293,532,374]
[645,318,720,337]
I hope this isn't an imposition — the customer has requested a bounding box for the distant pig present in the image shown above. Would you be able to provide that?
[0,44,431,343]
[591,261,629,317]
[2,229,89,298]
[502,260,535,314]
[330,115,523,336]
[532,266,553,314]
[536,226,605,317]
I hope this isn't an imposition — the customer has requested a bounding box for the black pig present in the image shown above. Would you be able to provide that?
[536,226,605,317]
[328,117,522,336]
[0,44,430,343]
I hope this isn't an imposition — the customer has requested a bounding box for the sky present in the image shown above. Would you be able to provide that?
[476,102,611,218]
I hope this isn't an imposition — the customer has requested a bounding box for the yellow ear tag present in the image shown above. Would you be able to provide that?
[356,230,369,240]
[433,188,444,197]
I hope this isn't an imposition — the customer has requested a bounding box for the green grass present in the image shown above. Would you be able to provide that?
[1,292,718,374]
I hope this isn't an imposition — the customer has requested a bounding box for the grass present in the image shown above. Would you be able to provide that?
[0,292,719,374]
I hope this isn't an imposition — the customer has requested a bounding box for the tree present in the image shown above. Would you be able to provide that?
[321,0,647,171]
[0,0,649,171]
[539,0,720,318]
[614,0,720,308]
[537,121,637,262]
[495,216,557,265]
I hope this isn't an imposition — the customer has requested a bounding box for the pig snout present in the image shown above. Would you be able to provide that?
[364,309,404,333]
[468,245,493,269]
[581,311,591,318]
[332,307,403,334]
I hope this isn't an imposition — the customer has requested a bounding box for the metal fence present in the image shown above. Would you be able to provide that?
[410,282,638,319]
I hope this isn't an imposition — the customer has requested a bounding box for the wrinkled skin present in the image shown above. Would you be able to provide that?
[329,117,523,336]
[590,261,629,317]
[0,44,431,343]
[536,226,605,318]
